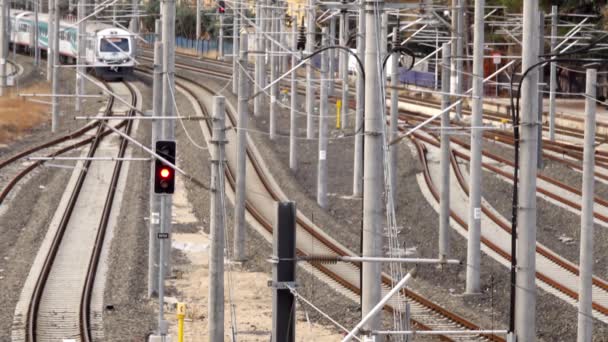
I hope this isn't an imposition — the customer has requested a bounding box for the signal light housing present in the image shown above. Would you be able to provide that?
[218,0,225,13]
[154,140,176,194]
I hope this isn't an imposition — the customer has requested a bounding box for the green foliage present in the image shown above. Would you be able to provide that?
[141,1,219,38]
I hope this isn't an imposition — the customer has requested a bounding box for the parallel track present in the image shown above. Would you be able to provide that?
[135,66,506,341]
[13,81,138,342]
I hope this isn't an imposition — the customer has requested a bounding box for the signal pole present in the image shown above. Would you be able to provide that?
[218,8,224,59]
[515,0,540,340]
[209,96,227,342]
[234,32,249,262]
[305,0,315,139]
[160,0,175,294]
[352,0,365,197]
[317,28,329,208]
[465,0,484,295]
[362,0,384,332]
[130,0,139,57]
[51,0,60,132]
[148,19,163,298]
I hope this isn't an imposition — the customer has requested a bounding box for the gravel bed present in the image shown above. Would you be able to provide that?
[0,58,121,339]
[179,72,608,340]
[101,78,156,341]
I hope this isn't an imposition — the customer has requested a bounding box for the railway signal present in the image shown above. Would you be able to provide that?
[218,0,225,13]
[154,140,176,194]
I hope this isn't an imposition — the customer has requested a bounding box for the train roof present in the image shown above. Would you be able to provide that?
[9,9,129,35]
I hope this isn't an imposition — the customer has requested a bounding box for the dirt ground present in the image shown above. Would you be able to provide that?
[0,83,50,145]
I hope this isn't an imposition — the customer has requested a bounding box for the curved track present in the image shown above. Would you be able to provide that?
[134,65,506,341]
[8,81,138,342]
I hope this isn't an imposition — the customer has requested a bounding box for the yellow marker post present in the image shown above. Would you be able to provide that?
[336,100,342,129]
[176,302,186,342]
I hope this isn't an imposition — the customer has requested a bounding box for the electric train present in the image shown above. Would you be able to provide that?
[9,9,135,80]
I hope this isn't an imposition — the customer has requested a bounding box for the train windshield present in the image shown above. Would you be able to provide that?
[100,38,130,52]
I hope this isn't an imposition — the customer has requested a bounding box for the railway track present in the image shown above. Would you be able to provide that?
[139,49,606,170]
[10,81,139,342]
[134,65,506,341]
[410,130,608,323]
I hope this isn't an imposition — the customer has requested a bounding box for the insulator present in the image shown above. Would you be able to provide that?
[297,23,306,51]
[305,255,339,264]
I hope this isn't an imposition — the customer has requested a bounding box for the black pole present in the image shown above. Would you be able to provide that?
[272,201,296,342]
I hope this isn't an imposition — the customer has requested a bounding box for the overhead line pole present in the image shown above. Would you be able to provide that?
[548,5,557,141]
[305,0,315,139]
[47,0,53,82]
[34,0,40,66]
[209,96,227,342]
[465,0,484,295]
[289,22,298,171]
[76,0,86,112]
[515,0,540,340]
[451,0,463,121]
[269,4,277,140]
[329,15,336,97]
[352,0,365,197]
[439,42,451,261]
[234,32,249,262]
[339,7,349,128]
[254,0,263,117]
[389,28,398,206]
[0,0,6,96]
[317,27,329,208]
[537,12,544,169]
[232,0,239,94]
[196,0,201,56]
[362,0,384,333]
[577,68,596,342]
[51,0,60,133]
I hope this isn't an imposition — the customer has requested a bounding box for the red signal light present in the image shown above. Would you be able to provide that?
[160,168,171,179]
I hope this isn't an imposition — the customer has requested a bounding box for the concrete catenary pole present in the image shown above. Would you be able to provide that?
[305,0,315,139]
[160,0,176,277]
[269,6,278,140]
[289,22,298,171]
[362,0,384,331]
[515,0,540,340]
[537,12,544,169]
[549,5,557,141]
[47,0,53,82]
[0,0,6,96]
[34,0,40,66]
[389,28,399,205]
[130,0,139,57]
[317,28,329,208]
[577,68,596,342]
[218,10,224,59]
[209,96,227,342]
[328,15,336,97]
[196,0,201,56]
[254,0,263,117]
[439,42,451,261]
[232,0,239,95]
[51,0,60,133]
[234,32,249,262]
[76,0,86,112]
[352,0,365,196]
[148,19,163,298]
[339,8,349,128]
[465,0,484,295]
[450,0,463,121]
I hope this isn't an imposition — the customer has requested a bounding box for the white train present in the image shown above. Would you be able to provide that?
[9,9,135,80]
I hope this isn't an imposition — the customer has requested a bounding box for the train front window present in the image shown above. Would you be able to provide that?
[100,38,130,53]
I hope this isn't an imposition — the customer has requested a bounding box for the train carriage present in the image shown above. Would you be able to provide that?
[8,9,134,80]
